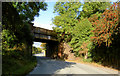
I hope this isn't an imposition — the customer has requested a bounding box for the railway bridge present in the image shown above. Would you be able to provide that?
[30,23,75,60]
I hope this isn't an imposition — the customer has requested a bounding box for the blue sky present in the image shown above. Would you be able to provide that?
[32,1,118,48]
[33,2,57,30]
[33,2,57,47]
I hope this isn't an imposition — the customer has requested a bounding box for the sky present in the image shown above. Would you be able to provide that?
[32,0,119,48]
[33,2,57,30]
[33,2,57,48]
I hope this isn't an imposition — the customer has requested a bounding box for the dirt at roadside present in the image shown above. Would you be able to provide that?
[65,57,119,72]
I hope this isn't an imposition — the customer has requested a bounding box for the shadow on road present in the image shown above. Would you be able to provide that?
[28,56,76,75]
[27,53,118,75]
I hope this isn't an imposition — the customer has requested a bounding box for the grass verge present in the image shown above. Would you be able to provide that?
[2,55,37,76]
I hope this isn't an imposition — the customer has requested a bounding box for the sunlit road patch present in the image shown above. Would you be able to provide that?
[27,56,118,75]
[33,51,46,57]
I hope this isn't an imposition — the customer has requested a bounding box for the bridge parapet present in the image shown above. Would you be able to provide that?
[33,26,56,36]
[34,33,57,41]
[32,26,58,42]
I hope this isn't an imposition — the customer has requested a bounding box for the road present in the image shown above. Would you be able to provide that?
[27,53,118,75]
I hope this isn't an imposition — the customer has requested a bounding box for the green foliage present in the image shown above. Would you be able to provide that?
[52,2,98,58]
[2,54,37,75]
[53,2,81,41]
[89,2,120,69]
[69,19,93,53]
[37,47,42,52]
[53,2,111,57]
[78,2,111,19]
[12,2,47,22]
[40,43,47,50]
[2,2,47,53]
[2,30,17,50]
[83,58,92,62]
[32,46,42,54]
[2,2,48,74]
[90,3,119,46]
[2,2,47,45]
[53,2,120,69]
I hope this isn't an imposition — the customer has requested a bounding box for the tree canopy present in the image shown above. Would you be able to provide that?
[40,43,46,50]
[52,2,81,41]
[52,1,111,56]
[90,3,119,46]
[2,2,48,74]
[2,2,47,54]
[52,1,120,66]
[78,2,111,19]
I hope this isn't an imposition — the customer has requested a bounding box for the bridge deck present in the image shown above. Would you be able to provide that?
[32,26,58,42]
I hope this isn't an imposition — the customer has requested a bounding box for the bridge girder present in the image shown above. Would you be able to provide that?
[30,25,59,58]
[31,26,58,42]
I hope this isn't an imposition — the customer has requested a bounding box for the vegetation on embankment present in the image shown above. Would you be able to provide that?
[2,2,47,75]
[32,46,42,54]
[2,52,37,75]
[32,43,46,54]
[52,1,120,70]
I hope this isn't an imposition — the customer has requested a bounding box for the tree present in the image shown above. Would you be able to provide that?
[2,2,47,45]
[2,2,49,74]
[40,43,46,50]
[2,30,17,52]
[86,2,120,68]
[52,2,82,42]
[37,47,42,53]
[78,2,111,19]
[90,2,120,46]
[52,1,112,58]
[69,19,93,57]
[12,2,47,22]
[2,2,47,55]
[32,46,42,54]
[53,1,111,56]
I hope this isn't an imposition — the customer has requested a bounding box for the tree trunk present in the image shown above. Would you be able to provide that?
[84,52,88,59]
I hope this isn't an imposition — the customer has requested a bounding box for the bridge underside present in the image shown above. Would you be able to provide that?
[31,25,75,60]
[34,38,58,43]
[33,38,59,58]
[29,24,75,60]
[31,26,59,58]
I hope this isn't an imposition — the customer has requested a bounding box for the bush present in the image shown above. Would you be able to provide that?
[83,58,92,62]
[2,55,37,75]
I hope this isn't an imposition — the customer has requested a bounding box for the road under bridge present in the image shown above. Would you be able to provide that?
[29,23,75,60]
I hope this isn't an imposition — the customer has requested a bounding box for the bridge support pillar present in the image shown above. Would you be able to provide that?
[30,44,32,56]
[45,41,75,60]
[46,42,58,58]
[27,43,32,56]
[57,42,76,60]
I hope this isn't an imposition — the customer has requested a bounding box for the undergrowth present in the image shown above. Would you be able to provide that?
[2,51,37,76]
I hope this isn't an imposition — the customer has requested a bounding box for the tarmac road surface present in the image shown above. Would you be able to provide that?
[27,53,118,76]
